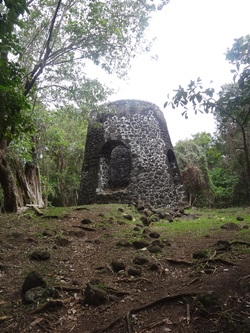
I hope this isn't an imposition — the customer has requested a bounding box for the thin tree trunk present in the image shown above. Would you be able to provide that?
[0,141,19,212]
[241,125,250,185]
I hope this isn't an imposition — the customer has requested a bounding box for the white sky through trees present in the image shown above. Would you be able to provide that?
[87,0,250,144]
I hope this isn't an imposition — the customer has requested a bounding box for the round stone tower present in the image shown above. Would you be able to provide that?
[78,99,187,208]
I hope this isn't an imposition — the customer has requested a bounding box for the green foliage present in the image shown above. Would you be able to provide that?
[0,0,31,142]
[37,105,88,206]
[166,35,250,205]
[209,167,238,207]
[174,134,212,206]
[174,132,243,207]
[19,0,168,99]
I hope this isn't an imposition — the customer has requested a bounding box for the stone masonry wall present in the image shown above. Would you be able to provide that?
[78,100,187,208]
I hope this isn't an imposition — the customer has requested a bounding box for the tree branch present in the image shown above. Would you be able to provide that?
[43,0,62,64]
[24,0,63,96]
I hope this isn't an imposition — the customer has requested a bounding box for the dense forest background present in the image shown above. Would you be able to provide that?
[0,0,249,211]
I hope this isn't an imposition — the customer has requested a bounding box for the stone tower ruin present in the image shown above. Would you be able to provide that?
[78,99,187,208]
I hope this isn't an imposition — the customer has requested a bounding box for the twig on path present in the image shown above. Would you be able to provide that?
[187,278,200,285]
[166,258,193,266]
[106,264,115,275]
[151,255,165,277]
[0,316,12,322]
[186,303,191,325]
[141,318,174,331]
[72,225,96,231]
[117,277,153,284]
[209,250,217,260]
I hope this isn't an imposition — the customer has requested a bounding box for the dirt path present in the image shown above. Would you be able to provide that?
[0,205,250,332]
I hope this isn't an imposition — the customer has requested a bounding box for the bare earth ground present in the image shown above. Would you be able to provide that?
[0,204,250,333]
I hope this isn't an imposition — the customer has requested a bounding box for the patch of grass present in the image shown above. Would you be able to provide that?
[152,207,250,239]
[41,206,73,218]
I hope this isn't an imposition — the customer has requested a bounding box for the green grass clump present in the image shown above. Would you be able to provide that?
[150,207,250,239]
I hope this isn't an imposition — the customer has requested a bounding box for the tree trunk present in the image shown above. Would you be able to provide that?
[0,141,19,212]
[241,125,250,185]
[25,162,44,207]
[12,158,44,208]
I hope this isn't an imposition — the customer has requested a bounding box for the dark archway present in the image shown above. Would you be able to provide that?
[167,149,181,184]
[100,141,131,189]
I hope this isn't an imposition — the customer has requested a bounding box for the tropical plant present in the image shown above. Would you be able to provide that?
[166,35,250,205]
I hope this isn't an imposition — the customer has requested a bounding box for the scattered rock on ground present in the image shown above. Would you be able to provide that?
[165,214,174,222]
[140,216,150,226]
[137,200,145,211]
[147,245,162,253]
[221,222,241,231]
[0,264,8,271]
[153,209,167,219]
[42,230,55,237]
[149,215,160,222]
[151,240,164,248]
[142,227,150,235]
[116,240,131,247]
[22,271,46,294]
[30,251,51,261]
[81,218,92,224]
[149,263,159,271]
[132,240,150,249]
[68,230,86,237]
[127,267,142,276]
[83,282,108,306]
[143,209,153,217]
[214,240,231,251]
[111,260,126,272]
[162,238,171,246]
[133,256,149,265]
[236,216,244,221]
[193,250,208,259]
[123,214,133,221]
[149,231,160,239]
[55,237,71,247]
[23,286,59,304]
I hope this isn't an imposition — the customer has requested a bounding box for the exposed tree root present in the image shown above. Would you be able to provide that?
[231,241,250,247]
[209,258,235,266]
[237,274,250,282]
[92,292,197,333]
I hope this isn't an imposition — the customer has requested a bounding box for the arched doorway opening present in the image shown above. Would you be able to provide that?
[100,141,131,189]
[167,149,181,184]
